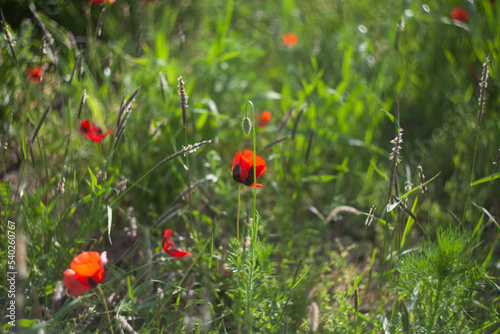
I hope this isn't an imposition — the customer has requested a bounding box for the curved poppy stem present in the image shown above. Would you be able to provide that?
[97,285,114,334]
[237,184,241,240]
[245,101,257,227]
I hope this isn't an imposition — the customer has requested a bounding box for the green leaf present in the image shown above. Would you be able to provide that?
[471,202,500,232]
[127,276,134,300]
[252,91,282,101]
[401,197,418,249]
[400,172,441,200]
[292,265,311,289]
[471,172,500,186]
[302,175,337,183]
[107,205,113,245]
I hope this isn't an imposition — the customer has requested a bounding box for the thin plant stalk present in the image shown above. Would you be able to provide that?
[246,101,257,230]
[237,184,241,240]
[246,100,257,333]
[97,285,114,334]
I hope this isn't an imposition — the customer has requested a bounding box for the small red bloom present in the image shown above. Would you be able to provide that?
[27,66,44,84]
[80,119,113,143]
[232,150,267,188]
[63,251,108,296]
[162,229,191,258]
[256,110,272,128]
[282,33,298,48]
[450,7,469,23]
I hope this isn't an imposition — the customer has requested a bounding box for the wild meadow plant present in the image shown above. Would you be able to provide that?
[1,1,500,333]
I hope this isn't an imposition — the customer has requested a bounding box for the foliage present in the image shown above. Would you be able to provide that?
[0,0,499,333]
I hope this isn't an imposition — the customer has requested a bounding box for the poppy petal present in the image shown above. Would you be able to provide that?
[71,251,101,277]
[232,150,267,187]
[90,267,105,284]
[232,163,243,183]
[162,229,176,252]
[167,248,191,258]
[80,120,91,136]
[63,269,92,296]
[235,152,251,183]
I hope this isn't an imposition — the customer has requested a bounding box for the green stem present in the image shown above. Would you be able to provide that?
[462,132,479,224]
[247,101,257,229]
[247,100,257,334]
[97,285,114,334]
[237,184,241,240]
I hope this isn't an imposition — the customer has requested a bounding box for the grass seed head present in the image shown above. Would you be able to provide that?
[178,76,189,128]
[478,57,489,127]
[307,301,319,332]
[388,128,404,200]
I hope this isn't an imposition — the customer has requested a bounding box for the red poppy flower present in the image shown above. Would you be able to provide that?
[63,251,108,296]
[450,7,469,23]
[27,66,44,84]
[162,229,191,258]
[232,150,267,187]
[256,110,272,128]
[282,33,298,48]
[80,119,113,143]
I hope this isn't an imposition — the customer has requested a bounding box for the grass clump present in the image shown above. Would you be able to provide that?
[395,228,487,333]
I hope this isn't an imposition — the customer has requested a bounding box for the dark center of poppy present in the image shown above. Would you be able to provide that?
[82,126,89,134]
[233,164,255,186]
[243,166,254,186]
[232,163,243,183]
[87,277,98,287]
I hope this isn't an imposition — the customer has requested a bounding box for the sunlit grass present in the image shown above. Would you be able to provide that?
[0,0,499,332]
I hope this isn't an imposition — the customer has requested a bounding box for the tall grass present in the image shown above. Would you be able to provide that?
[0,0,499,333]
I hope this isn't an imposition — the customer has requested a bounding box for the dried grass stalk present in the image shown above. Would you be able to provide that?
[291,103,306,141]
[417,165,427,194]
[178,76,189,128]
[0,9,18,64]
[95,8,106,37]
[365,205,376,227]
[448,209,464,230]
[77,89,87,120]
[307,301,319,332]
[277,101,297,133]
[388,128,404,200]
[305,129,315,164]
[264,136,289,150]
[478,57,490,127]
[29,4,56,58]
[493,149,500,168]
[325,205,361,224]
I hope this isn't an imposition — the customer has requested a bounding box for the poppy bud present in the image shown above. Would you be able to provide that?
[242,117,252,135]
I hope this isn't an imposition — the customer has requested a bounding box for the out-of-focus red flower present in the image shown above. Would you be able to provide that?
[27,66,44,84]
[256,110,272,128]
[80,119,113,143]
[282,33,298,48]
[162,229,191,258]
[92,0,116,3]
[63,251,108,296]
[450,7,469,23]
[232,150,267,188]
